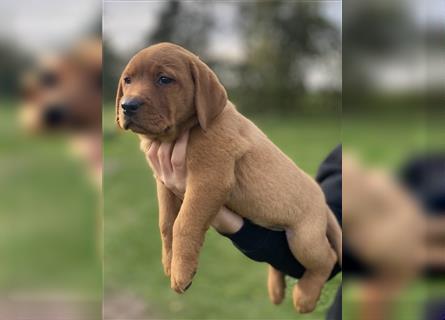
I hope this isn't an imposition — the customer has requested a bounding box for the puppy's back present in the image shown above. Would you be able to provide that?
[196,102,327,229]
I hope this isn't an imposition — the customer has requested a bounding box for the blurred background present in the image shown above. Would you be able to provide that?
[1,0,443,319]
[103,0,341,319]
[0,0,102,319]
[343,0,445,319]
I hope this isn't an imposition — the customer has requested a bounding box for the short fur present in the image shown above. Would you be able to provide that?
[116,43,342,313]
[20,39,102,133]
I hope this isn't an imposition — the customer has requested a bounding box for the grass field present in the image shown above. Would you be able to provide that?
[343,111,444,168]
[104,107,444,320]
[0,106,100,302]
[103,106,342,319]
[2,102,442,319]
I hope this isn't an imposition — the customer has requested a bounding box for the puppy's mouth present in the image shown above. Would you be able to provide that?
[141,125,172,136]
[122,116,140,131]
[122,117,132,130]
[122,117,170,136]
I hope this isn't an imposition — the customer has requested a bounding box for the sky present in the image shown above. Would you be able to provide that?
[0,0,101,53]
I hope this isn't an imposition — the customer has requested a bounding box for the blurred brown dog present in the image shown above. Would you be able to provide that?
[342,154,426,320]
[342,154,425,278]
[20,39,102,133]
[116,43,342,313]
[19,39,102,187]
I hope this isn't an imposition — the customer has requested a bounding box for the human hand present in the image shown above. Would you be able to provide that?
[146,131,189,199]
[146,131,243,234]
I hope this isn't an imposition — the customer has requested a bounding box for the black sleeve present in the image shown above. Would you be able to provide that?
[223,145,342,279]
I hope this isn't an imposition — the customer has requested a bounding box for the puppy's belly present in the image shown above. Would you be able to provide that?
[226,149,325,230]
[227,184,302,230]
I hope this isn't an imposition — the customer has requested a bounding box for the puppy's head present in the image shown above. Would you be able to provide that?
[20,39,102,133]
[116,43,227,139]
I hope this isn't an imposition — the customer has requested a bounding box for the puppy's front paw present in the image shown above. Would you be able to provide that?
[170,261,197,294]
[171,275,193,294]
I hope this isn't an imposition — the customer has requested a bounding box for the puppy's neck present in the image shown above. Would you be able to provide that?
[175,115,199,138]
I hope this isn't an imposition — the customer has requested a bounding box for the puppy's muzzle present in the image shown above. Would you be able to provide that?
[44,104,67,127]
[121,97,143,117]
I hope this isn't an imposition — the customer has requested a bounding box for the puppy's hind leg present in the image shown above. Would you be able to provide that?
[286,219,336,314]
[267,265,286,305]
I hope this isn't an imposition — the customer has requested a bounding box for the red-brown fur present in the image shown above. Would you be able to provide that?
[116,43,342,313]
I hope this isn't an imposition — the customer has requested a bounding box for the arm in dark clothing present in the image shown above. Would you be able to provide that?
[222,145,342,279]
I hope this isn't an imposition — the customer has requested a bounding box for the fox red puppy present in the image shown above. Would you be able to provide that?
[116,43,342,313]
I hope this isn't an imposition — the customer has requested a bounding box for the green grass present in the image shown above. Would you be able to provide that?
[104,107,341,319]
[3,100,441,319]
[0,105,101,296]
[343,112,445,168]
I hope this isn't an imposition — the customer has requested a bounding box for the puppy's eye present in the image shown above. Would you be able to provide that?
[157,76,174,85]
[123,76,131,85]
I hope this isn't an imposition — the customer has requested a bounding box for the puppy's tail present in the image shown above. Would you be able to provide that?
[326,208,342,266]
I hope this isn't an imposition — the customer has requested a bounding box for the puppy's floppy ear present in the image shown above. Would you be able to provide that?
[115,76,123,128]
[190,58,227,131]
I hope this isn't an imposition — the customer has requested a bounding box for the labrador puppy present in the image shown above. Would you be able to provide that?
[19,40,103,253]
[20,39,102,133]
[342,154,424,278]
[19,39,102,188]
[116,43,342,313]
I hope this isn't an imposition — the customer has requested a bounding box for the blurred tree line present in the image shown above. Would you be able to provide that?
[103,0,341,115]
[5,1,439,114]
[0,41,30,101]
[343,0,444,113]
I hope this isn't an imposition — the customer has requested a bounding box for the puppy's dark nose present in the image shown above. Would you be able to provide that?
[44,104,67,127]
[121,98,142,116]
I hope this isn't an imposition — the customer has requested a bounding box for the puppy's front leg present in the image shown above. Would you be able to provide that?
[157,180,181,277]
[170,164,235,293]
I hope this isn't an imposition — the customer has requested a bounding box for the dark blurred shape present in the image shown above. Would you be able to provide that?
[43,103,68,128]
[0,41,30,100]
[344,1,414,56]
[424,298,445,320]
[343,0,445,113]
[400,153,445,280]
[148,0,213,54]
[343,0,416,100]
[400,153,445,215]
